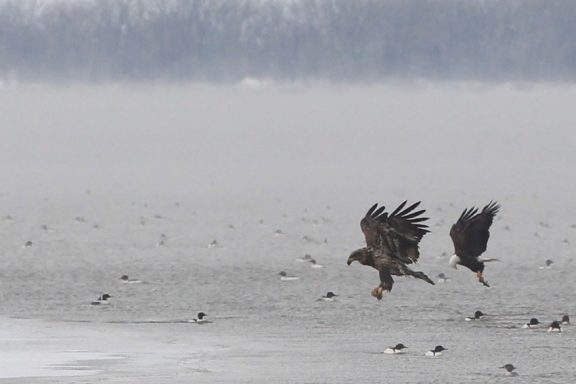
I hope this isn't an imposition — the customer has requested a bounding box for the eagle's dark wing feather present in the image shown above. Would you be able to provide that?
[361,201,429,264]
[450,201,500,260]
[386,201,430,242]
[361,204,382,248]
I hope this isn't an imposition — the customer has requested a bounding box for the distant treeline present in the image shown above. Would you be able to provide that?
[1,0,576,82]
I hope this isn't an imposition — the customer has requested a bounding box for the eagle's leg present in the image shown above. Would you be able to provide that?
[372,269,394,300]
[476,271,490,287]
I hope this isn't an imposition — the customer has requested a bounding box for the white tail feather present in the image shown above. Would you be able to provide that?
[479,258,500,263]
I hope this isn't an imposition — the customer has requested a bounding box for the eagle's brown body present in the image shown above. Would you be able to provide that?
[347,201,434,299]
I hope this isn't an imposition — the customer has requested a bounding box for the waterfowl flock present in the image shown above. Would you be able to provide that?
[9,196,571,380]
[342,200,570,375]
[262,199,571,376]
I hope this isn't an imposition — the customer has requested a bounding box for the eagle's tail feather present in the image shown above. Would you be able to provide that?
[401,265,435,285]
[414,271,435,285]
[479,257,499,263]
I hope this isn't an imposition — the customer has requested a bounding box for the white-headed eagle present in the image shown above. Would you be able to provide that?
[449,201,500,287]
[347,201,434,300]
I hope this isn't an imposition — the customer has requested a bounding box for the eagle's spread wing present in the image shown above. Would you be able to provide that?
[450,201,500,259]
[361,201,429,264]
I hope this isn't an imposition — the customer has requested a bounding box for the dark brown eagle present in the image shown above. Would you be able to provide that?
[347,201,435,300]
[449,201,500,287]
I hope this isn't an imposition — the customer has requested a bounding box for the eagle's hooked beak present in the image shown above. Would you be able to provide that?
[347,254,357,266]
[449,255,460,270]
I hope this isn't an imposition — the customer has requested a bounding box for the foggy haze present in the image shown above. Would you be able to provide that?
[2,83,575,208]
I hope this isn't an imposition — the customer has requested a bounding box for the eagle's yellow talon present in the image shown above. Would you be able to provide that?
[371,286,384,300]
[476,271,484,282]
[476,271,490,287]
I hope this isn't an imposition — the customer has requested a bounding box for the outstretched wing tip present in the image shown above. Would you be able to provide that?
[366,203,379,217]
[363,200,429,227]
[480,201,501,218]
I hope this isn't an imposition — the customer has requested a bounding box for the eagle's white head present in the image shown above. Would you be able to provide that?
[449,254,461,269]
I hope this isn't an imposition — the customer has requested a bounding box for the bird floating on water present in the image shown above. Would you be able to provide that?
[156,233,168,247]
[539,259,553,269]
[318,292,337,301]
[309,259,323,268]
[189,312,208,324]
[465,310,485,321]
[278,271,299,281]
[425,345,447,357]
[449,201,500,287]
[296,254,313,263]
[500,364,518,376]
[384,343,407,354]
[91,294,112,305]
[548,321,561,333]
[347,201,434,300]
[318,291,338,301]
[523,318,540,329]
[436,273,449,283]
[120,275,142,284]
[561,315,570,325]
